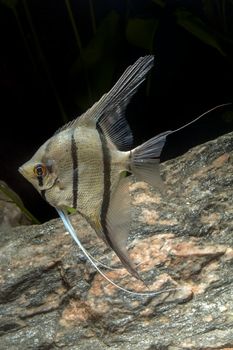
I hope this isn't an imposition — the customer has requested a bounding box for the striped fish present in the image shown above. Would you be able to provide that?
[19,56,230,294]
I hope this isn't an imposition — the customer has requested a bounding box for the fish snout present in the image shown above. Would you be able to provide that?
[18,163,31,179]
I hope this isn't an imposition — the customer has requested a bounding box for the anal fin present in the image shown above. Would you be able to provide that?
[104,176,142,281]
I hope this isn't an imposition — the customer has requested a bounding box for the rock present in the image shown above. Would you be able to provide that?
[0,132,233,349]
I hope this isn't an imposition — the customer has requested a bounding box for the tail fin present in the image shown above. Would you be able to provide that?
[130,102,232,189]
[130,131,171,189]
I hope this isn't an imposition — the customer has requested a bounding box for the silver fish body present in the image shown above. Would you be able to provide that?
[19,56,171,280]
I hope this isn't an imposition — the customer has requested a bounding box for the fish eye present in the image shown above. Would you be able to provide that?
[33,163,47,177]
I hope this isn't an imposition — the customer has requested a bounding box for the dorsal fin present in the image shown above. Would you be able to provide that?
[97,109,133,151]
[54,56,154,150]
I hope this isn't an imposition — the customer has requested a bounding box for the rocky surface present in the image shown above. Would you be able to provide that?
[0,132,233,349]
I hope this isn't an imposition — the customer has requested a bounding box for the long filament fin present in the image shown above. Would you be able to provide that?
[88,254,119,271]
[171,103,232,134]
[130,103,232,188]
[64,223,118,271]
[57,209,178,296]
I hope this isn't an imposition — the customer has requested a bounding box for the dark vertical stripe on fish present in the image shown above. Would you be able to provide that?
[96,125,141,281]
[71,132,78,209]
[96,123,111,242]
[38,176,43,187]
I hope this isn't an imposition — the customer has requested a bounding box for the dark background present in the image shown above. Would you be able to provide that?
[1,0,233,222]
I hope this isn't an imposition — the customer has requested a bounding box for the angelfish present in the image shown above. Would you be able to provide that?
[19,56,230,295]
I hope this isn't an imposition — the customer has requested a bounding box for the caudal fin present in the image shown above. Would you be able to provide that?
[130,103,232,189]
[130,131,171,189]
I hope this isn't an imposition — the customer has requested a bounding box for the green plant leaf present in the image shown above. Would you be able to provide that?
[1,0,18,9]
[71,11,121,110]
[152,0,165,8]
[202,0,217,21]
[71,11,120,72]
[126,18,159,51]
[0,181,40,224]
[202,0,233,46]
[175,8,226,56]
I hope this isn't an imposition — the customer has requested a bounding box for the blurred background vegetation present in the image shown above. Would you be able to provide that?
[0,0,233,222]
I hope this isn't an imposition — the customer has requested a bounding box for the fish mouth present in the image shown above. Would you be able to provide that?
[18,165,29,179]
[18,163,32,179]
[18,166,26,177]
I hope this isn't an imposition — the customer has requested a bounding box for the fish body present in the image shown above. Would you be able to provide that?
[19,55,168,280]
[19,55,230,284]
